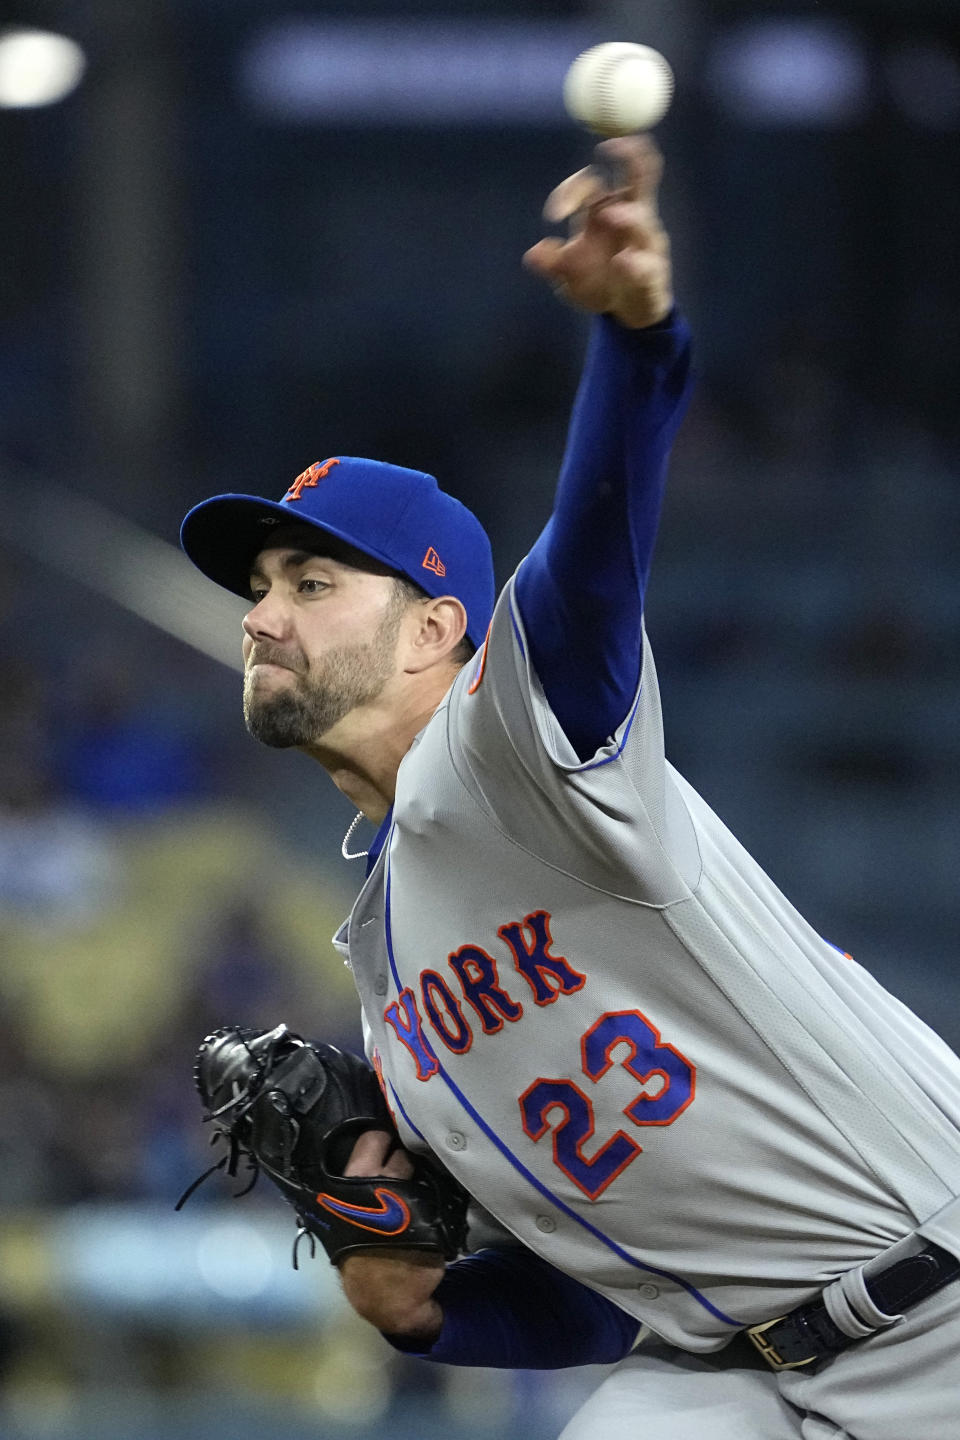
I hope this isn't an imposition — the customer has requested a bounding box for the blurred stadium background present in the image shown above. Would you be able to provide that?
[1,0,958,1436]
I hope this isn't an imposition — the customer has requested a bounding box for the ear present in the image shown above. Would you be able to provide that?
[402,595,468,673]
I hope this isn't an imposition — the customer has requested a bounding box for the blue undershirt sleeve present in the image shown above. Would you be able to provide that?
[514,309,693,761]
[384,1247,641,1370]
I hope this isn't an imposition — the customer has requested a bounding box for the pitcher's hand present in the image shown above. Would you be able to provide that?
[339,1129,446,1342]
[524,135,672,330]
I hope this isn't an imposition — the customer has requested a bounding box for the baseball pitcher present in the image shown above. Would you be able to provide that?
[178,139,960,1438]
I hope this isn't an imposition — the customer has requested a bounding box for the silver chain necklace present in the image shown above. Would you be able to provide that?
[341,811,369,860]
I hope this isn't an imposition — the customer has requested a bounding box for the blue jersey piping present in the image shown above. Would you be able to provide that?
[389,1082,427,1141]
[508,596,527,660]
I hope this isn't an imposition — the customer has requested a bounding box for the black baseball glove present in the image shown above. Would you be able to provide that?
[176,1023,469,1266]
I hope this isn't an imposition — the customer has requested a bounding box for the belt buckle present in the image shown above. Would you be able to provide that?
[746,1316,819,1371]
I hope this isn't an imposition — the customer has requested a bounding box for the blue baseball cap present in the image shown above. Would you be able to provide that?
[180,456,495,649]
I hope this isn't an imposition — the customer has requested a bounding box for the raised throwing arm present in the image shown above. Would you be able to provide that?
[517,137,692,760]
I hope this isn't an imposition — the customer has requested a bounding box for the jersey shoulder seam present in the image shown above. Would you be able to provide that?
[440,707,686,911]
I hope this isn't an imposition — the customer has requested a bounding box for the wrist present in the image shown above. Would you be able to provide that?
[340,1249,446,1336]
[604,299,676,332]
[380,1301,444,1352]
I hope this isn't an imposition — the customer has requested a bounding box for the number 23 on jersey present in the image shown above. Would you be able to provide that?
[382,911,695,1203]
[520,1008,695,1200]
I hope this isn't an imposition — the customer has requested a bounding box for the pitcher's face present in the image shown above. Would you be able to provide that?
[241,543,406,748]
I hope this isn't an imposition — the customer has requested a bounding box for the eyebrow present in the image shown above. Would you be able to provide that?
[249,549,335,585]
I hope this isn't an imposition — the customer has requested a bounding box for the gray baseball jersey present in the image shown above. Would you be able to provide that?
[334,574,960,1353]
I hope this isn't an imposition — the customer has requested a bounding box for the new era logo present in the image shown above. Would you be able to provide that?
[422,547,446,577]
[284,457,340,502]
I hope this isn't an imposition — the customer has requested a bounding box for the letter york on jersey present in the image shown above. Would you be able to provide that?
[380,908,698,1203]
[384,909,587,1078]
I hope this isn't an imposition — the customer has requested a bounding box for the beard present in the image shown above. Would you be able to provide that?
[243,601,402,748]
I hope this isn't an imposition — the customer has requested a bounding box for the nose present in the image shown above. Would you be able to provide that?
[242,591,290,643]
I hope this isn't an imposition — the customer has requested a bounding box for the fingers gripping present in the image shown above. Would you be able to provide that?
[525,134,673,328]
[596,135,665,203]
[542,137,664,225]
[344,1127,416,1180]
[543,165,605,225]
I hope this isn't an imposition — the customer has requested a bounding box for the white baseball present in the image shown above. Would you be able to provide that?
[563,42,674,136]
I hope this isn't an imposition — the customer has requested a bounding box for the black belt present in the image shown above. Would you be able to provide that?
[746,1240,960,1372]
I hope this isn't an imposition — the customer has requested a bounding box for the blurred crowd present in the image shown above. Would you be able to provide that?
[0,639,361,1202]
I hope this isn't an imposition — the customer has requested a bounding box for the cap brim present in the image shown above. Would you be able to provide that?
[179,493,407,598]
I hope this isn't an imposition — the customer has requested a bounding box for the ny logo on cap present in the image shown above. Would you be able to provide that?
[422,547,446,577]
[285,457,340,502]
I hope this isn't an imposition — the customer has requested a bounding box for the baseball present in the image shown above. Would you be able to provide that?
[563,42,674,136]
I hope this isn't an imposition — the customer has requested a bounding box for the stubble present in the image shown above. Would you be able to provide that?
[243,591,405,748]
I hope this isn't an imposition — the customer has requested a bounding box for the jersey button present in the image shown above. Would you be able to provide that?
[637,1283,660,1300]
[373,974,388,996]
[445,1132,467,1152]
[535,1215,557,1234]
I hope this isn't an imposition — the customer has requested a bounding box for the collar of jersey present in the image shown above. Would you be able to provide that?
[365,808,394,877]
